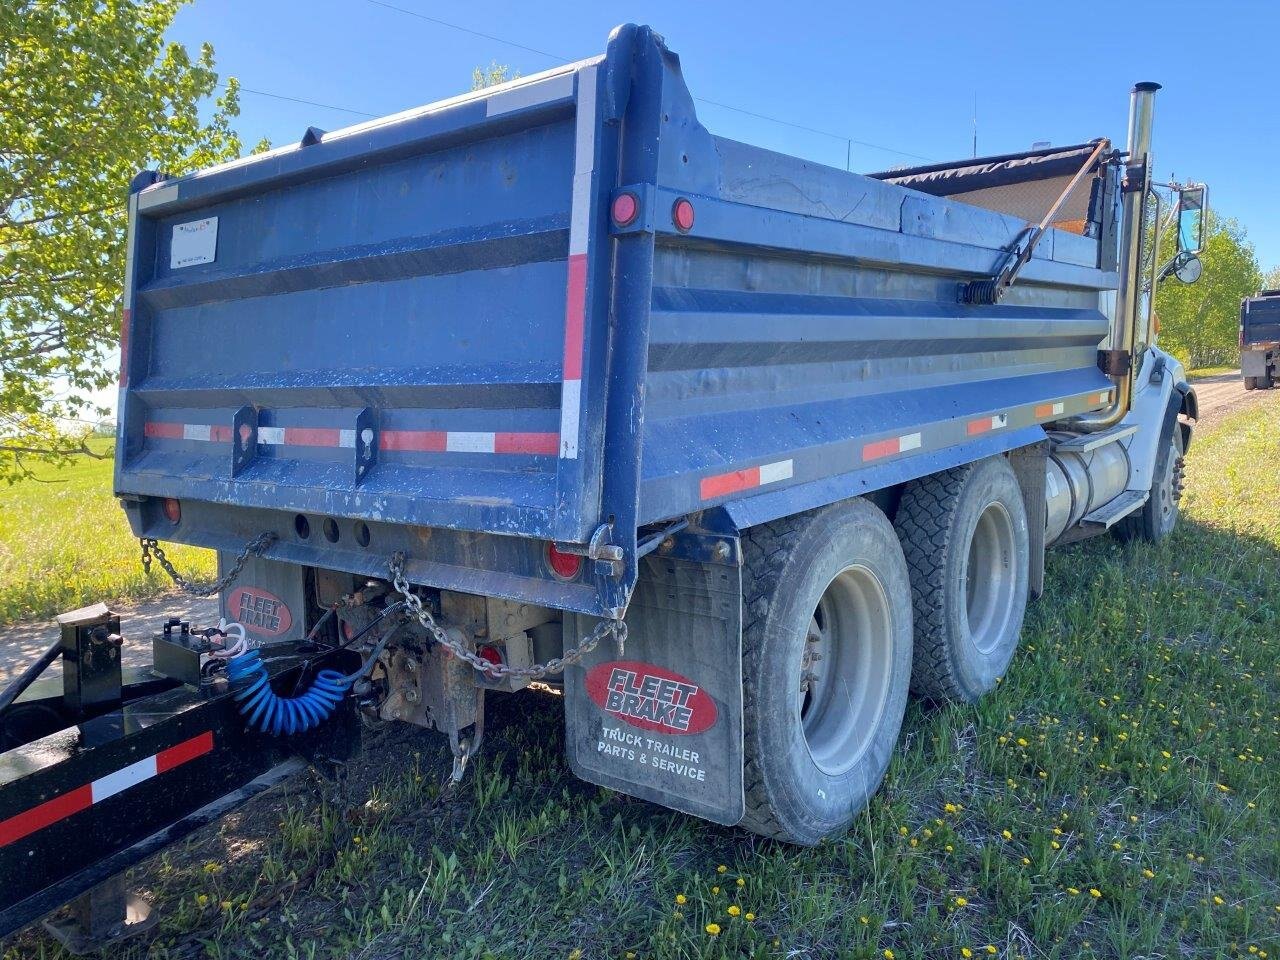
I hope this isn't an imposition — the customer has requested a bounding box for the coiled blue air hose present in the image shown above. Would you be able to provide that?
[226,650,351,736]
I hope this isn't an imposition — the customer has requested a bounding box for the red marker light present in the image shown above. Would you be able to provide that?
[672,197,695,232]
[477,644,504,673]
[162,498,181,523]
[546,542,583,581]
[611,191,639,227]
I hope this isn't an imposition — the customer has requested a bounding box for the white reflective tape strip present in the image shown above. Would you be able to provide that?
[182,423,211,442]
[992,414,1009,429]
[559,379,581,459]
[257,426,285,445]
[485,72,574,117]
[567,66,597,257]
[91,755,157,803]
[446,432,495,454]
[122,195,138,310]
[1098,391,1111,403]
[900,432,922,452]
[136,183,179,211]
[758,459,794,485]
[1051,402,1065,415]
[338,429,356,449]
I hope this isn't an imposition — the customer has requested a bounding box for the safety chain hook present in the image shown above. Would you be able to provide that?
[387,552,625,681]
[140,531,278,598]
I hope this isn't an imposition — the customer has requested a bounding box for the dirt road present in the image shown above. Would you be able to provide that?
[1190,368,1278,429]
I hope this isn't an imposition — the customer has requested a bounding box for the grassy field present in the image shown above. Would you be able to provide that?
[7,397,1279,960]
[0,438,215,625]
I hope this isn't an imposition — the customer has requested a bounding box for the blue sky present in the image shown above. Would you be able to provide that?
[167,0,1279,271]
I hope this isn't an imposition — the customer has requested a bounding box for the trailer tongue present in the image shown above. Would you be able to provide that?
[2,22,1206,949]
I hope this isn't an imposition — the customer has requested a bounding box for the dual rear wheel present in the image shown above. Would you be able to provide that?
[739,457,1029,843]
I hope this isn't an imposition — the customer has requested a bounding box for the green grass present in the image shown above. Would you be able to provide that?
[0,438,214,625]
[8,398,1280,960]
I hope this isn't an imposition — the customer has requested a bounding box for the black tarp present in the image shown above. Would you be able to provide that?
[868,140,1107,197]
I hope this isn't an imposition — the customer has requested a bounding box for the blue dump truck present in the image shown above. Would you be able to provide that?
[1241,290,1280,389]
[0,24,1211,947]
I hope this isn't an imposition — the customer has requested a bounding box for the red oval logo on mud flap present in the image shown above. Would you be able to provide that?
[224,586,292,637]
[585,660,717,735]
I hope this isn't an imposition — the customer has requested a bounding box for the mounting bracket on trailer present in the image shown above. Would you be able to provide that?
[960,140,1112,305]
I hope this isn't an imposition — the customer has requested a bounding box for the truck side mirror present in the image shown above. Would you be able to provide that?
[1176,184,1206,255]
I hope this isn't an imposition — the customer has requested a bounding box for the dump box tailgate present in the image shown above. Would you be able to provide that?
[115,62,609,544]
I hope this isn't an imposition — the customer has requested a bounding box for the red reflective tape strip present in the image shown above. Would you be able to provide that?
[283,427,342,448]
[494,432,559,455]
[966,414,1008,436]
[0,732,212,848]
[119,308,131,387]
[563,253,587,381]
[156,730,214,773]
[0,785,92,848]
[700,466,760,500]
[144,421,184,439]
[862,437,901,461]
[210,425,232,442]
[380,429,447,452]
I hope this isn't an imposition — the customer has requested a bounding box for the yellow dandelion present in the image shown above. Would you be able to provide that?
[736,877,745,887]
[884,951,895,960]
[860,916,870,924]
[746,913,756,922]
[944,803,959,813]
[899,826,909,836]
[1067,887,1080,896]
[711,885,720,895]
[675,894,687,905]
[1021,857,1031,866]
[727,905,741,917]
[985,948,997,956]
[1089,888,1102,899]
[568,950,583,960]
[1214,895,1225,906]
[1143,868,1155,879]
[717,864,727,873]
[195,893,209,907]
[962,949,973,958]
[705,923,721,936]
[1001,829,1013,840]
[954,896,969,907]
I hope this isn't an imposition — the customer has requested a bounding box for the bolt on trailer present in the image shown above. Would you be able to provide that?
[0,23,1208,948]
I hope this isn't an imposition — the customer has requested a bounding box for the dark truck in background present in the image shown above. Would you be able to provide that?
[1240,290,1280,389]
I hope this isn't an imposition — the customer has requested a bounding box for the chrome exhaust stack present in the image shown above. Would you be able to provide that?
[1077,81,1159,431]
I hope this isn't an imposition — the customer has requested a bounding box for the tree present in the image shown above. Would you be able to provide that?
[471,60,519,91]
[0,0,258,481]
[1153,211,1261,370]
[1261,265,1280,291]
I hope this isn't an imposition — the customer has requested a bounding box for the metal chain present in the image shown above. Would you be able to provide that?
[140,531,278,597]
[388,552,625,680]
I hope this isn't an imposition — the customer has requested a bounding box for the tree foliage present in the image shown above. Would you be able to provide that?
[1154,210,1261,370]
[471,60,519,91]
[0,0,255,480]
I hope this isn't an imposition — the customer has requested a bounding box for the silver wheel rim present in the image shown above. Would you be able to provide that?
[798,564,894,776]
[1156,435,1182,535]
[964,501,1018,655]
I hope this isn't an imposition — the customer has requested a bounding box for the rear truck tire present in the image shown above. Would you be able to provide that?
[1244,376,1257,391]
[1261,374,1276,390]
[893,456,1031,704]
[738,499,912,845]
[1116,402,1186,544]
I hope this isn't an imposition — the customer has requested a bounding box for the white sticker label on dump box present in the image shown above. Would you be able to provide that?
[170,217,218,269]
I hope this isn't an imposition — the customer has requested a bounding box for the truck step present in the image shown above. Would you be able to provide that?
[1080,489,1149,529]
[1051,424,1138,453]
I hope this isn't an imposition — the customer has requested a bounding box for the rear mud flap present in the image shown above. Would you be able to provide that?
[565,555,744,826]
[218,555,307,645]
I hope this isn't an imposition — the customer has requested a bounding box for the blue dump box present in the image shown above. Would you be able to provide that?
[114,24,1115,620]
